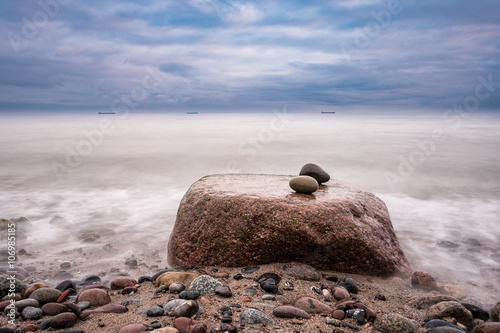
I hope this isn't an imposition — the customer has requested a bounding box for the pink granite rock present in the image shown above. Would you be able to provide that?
[168,174,411,277]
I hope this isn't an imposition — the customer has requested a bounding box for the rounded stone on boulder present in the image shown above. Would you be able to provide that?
[111,276,138,290]
[289,176,319,194]
[411,271,438,291]
[374,313,416,333]
[29,287,63,306]
[76,288,111,307]
[299,163,330,184]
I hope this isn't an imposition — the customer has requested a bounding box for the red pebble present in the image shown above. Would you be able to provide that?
[57,289,70,303]
[122,286,138,294]
[332,309,345,320]
[20,324,38,333]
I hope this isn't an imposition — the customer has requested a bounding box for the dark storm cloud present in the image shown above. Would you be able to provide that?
[0,0,499,112]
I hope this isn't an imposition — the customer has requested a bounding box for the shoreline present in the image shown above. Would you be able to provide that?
[1,262,498,332]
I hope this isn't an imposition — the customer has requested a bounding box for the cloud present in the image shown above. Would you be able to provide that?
[0,0,499,112]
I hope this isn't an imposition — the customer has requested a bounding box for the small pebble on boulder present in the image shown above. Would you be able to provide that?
[289,175,319,194]
[299,163,330,184]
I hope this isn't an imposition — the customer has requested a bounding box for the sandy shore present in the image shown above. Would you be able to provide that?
[3,260,497,333]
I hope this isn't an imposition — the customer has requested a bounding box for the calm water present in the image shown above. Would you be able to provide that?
[1,111,499,302]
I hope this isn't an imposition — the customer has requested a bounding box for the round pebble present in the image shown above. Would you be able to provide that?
[289,175,319,194]
[21,306,43,320]
[168,283,185,293]
[146,305,164,317]
[299,163,330,184]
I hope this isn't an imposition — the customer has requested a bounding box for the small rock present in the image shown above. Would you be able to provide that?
[122,286,138,294]
[326,317,342,326]
[188,275,223,295]
[283,281,294,290]
[262,294,275,301]
[474,322,500,333]
[256,273,281,294]
[137,275,153,283]
[426,301,473,329]
[155,271,200,288]
[438,285,466,300]
[374,313,416,333]
[292,296,333,315]
[147,305,164,317]
[121,298,144,306]
[57,289,71,302]
[111,276,138,290]
[333,286,350,301]
[77,301,90,310]
[283,262,320,281]
[81,304,128,318]
[81,275,101,285]
[173,317,207,332]
[23,282,49,298]
[179,290,200,300]
[174,300,199,318]
[125,259,138,267]
[215,286,232,298]
[29,287,62,306]
[42,302,69,315]
[273,305,311,319]
[21,306,42,320]
[332,309,345,320]
[241,266,260,274]
[169,283,185,293]
[240,307,276,325]
[117,323,148,333]
[12,299,39,312]
[423,319,466,331]
[55,280,77,293]
[461,303,489,321]
[491,301,500,322]
[60,262,71,269]
[338,276,358,294]
[50,312,78,329]
[375,293,386,301]
[289,176,319,194]
[299,163,330,184]
[411,271,438,291]
[408,295,460,309]
[76,288,111,306]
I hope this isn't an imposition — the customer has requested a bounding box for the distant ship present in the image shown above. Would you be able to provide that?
[186,112,198,114]
[321,111,336,114]
[98,112,116,114]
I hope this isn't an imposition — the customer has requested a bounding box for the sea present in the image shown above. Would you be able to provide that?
[1,110,499,304]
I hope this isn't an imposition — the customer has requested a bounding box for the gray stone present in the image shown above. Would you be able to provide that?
[147,305,164,317]
[29,288,62,306]
[374,313,416,333]
[0,276,26,298]
[168,283,185,293]
[262,294,275,301]
[22,306,43,320]
[77,301,90,310]
[13,298,39,312]
[289,176,319,194]
[240,307,276,326]
[188,275,223,295]
[215,285,232,298]
[164,299,187,313]
[299,163,330,184]
[179,290,200,300]
[174,300,199,318]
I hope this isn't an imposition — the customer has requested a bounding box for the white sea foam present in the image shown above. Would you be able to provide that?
[0,111,499,302]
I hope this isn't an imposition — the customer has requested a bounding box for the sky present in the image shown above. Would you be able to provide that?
[0,0,499,113]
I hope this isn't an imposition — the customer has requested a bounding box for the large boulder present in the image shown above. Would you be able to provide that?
[168,174,411,277]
